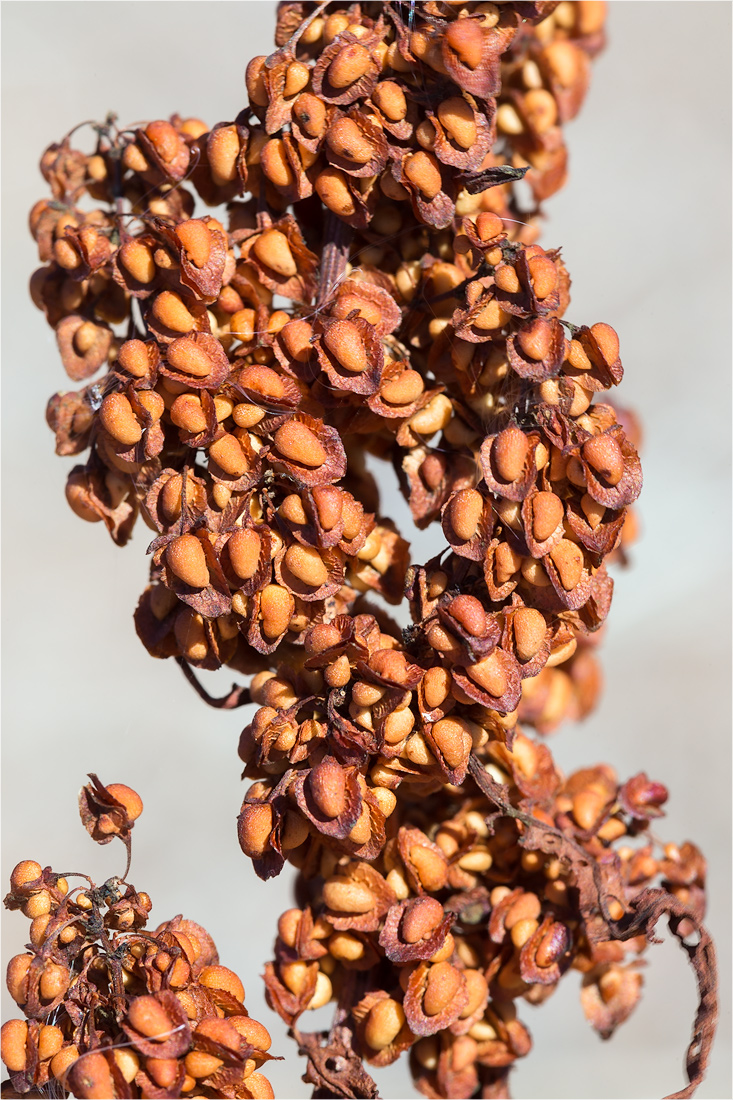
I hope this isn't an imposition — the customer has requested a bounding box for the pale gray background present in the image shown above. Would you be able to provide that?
[2,4,730,1098]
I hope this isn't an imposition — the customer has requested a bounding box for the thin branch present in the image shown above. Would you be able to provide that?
[176,658,251,709]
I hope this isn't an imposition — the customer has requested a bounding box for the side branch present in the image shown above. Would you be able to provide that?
[176,658,251,709]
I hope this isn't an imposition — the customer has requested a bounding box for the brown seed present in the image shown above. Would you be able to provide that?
[535,922,570,967]
[445,19,484,68]
[365,999,406,1051]
[522,88,558,134]
[228,529,262,580]
[261,138,294,189]
[373,80,407,121]
[590,322,620,363]
[493,426,529,482]
[158,472,183,520]
[437,97,477,148]
[448,594,487,637]
[431,718,473,769]
[327,117,374,164]
[153,291,196,333]
[10,860,42,893]
[466,652,508,697]
[307,759,347,819]
[580,492,606,529]
[284,544,329,588]
[476,211,504,241]
[39,962,69,1001]
[517,317,554,361]
[260,584,294,638]
[170,394,207,434]
[120,239,156,283]
[494,264,520,294]
[118,339,150,377]
[404,151,442,201]
[316,167,356,217]
[128,995,174,1040]
[136,390,164,422]
[210,433,249,477]
[328,43,372,88]
[246,55,269,106]
[528,255,558,299]
[280,318,314,363]
[423,666,451,710]
[550,539,584,590]
[240,363,287,401]
[199,965,246,1003]
[505,892,541,929]
[324,320,368,373]
[274,420,327,467]
[176,219,212,268]
[100,393,142,446]
[380,369,423,405]
[513,608,546,661]
[409,846,447,891]
[582,434,625,486]
[167,535,210,588]
[448,488,483,541]
[293,93,327,138]
[531,491,564,541]
[238,803,274,859]
[323,877,375,914]
[423,962,463,1016]
[208,125,241,186]
[401,897,444,944]
[254,229,298,277]
[145,120,181,163]
[37,1023,64,1063]
[6,955,32,1005]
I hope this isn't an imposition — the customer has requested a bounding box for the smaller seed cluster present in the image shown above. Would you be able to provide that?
[261,747,705,1099]
[1,778,275,1100]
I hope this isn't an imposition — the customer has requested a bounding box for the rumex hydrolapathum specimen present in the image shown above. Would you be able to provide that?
[28,3,718,1098]
[2,781,276,1099]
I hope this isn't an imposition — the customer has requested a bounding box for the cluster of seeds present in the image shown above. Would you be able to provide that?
[1,778,276,1100]
[262,749,707,1098]
[27,2,717,1098]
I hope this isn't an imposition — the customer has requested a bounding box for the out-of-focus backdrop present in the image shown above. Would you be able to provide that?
[2,4,730,1098]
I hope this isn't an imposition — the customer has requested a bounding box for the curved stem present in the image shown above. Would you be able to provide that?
[176,658,251,709]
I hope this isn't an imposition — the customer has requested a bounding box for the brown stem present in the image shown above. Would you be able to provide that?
[318,211,353,308]
[176,658,251,709]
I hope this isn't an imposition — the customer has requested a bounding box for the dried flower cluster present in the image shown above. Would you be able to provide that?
[1,777,277,1099]
[21,1,718,1098]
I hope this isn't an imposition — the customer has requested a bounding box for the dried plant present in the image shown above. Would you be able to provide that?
[5,2,718,1098]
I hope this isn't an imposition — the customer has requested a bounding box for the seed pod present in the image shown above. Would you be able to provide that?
[315,167,356,217]
[404,151,442,201]
[323,319,368,373]
[238,803,274,859]
[437,97,477,148]
[307,759,347,819]
[254,229,298,277]
[329,43,372,89]
[549,539,584,591]
[167,336,213,378]
[283,545,329,588]
[582,434,625,486]
[259,584,294,639]
[448,488,484,541]
[100,393,142,447]
[227,528,262,580]
[152,291,196,333]
[323,877,375,914]
[210,433,249,477]
[365,998,406,1051]
[445,19,484,69]
[274,421,327,468]
[493,427,529,482]
[167,535,210,588]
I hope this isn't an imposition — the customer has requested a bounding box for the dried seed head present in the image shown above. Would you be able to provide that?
[167,535,210,589]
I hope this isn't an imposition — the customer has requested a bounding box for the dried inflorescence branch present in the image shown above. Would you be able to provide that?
[23,1,718,1098]
[1,778,278,1099]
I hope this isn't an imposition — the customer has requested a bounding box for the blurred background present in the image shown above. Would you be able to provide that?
[2,4,730,1098]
